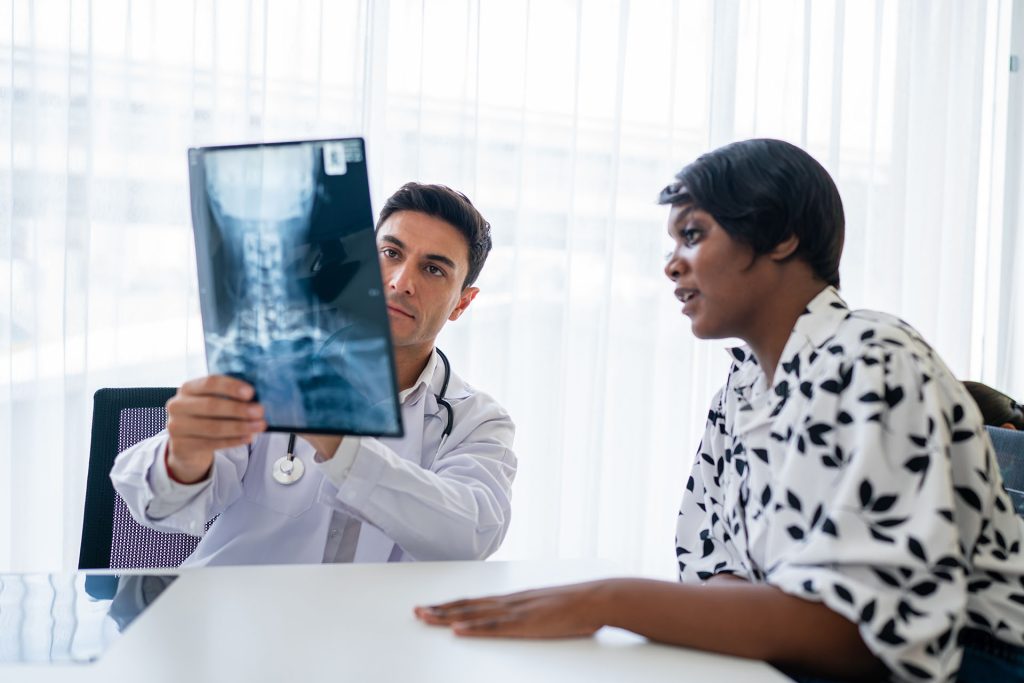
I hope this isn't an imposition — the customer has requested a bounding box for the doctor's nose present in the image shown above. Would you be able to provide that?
[387,263,416,296]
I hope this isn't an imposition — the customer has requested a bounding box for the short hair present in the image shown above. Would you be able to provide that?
[376,182,493,289]
[963,381,1024,430]
[658,139,845,288]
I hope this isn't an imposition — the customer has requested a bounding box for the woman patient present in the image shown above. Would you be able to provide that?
[415,139,1024,683]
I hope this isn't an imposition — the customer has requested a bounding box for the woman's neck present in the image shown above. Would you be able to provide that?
[746,281,829,386]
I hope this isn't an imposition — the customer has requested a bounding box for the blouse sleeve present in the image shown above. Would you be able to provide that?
[676,387,751,582]
[765,345,990,682]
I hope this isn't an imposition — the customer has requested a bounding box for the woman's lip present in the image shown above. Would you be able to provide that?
[387,305,415,319]
[682,293,699,313]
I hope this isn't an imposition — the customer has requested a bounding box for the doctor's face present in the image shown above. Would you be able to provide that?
[377,211,478,350]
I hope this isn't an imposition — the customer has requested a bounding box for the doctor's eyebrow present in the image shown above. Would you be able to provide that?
[379,235,458,271]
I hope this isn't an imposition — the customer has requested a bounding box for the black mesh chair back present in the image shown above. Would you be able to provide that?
[79,387,203,569]
[989,425,1024,517]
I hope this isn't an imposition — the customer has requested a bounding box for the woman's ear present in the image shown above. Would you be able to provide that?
[770,234,800,262]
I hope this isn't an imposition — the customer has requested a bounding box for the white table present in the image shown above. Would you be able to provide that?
[6,560,791,682]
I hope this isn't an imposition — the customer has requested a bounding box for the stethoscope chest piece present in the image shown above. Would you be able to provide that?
[272,454,305,485]
[273,433,305,485]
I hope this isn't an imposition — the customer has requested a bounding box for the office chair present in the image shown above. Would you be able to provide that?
[78,387,204,570]
[988,425,1024,517]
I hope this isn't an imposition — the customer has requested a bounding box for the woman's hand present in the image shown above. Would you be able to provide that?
[414,581,612,638]
[416,577,887,681]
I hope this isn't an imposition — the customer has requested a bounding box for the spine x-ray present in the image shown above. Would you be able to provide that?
[188,138,403,437]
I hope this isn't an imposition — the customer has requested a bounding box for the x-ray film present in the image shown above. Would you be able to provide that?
[188,138,403,437]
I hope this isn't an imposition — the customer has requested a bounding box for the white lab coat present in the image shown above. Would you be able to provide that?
[110,353,516,566]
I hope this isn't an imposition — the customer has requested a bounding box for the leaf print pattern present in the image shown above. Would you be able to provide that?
[675,287,1024,682]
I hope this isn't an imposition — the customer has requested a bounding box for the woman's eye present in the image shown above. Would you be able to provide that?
[682,228,702,246]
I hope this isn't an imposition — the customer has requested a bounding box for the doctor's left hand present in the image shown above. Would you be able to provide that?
[414,581,611,638]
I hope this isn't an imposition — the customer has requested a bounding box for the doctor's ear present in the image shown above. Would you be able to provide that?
[449,287,479,322]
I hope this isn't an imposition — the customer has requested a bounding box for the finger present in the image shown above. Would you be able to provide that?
[168,395,264,421]
[451,614,525,637]
[168,415,266,439]
[415,597,509,620]
[415,603,511,625]
[179,375,255,400]
[421,593,521,611]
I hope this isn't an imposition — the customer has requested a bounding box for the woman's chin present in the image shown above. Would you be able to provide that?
[688,318,727,341]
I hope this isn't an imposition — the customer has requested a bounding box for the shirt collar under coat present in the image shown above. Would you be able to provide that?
[399,349,438,405]
[725,286,850,415]
[400,348,472,412]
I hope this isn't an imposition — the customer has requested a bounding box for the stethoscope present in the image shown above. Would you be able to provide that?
[271,348,454,485]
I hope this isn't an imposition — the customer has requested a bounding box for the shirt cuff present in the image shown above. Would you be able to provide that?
[315,437,362,487]
[145,448,214,519]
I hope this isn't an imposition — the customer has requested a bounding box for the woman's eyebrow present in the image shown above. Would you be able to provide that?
[673,206,697,228]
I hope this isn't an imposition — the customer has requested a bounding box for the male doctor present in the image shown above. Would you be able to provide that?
[111,183,516,566]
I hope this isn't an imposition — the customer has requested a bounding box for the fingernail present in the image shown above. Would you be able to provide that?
[239,386,253,399]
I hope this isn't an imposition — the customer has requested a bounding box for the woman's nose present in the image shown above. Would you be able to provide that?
[664,252,686,282]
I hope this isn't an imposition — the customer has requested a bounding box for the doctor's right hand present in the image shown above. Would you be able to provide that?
[164,375,266,485]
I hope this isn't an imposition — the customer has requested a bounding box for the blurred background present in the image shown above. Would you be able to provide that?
[1,0,1022,576]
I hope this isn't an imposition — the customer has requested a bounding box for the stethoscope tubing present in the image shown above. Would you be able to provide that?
[273,348,454,485]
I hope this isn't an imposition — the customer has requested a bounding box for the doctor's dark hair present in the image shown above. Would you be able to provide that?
[376,182,493,289]
[658,138,845,288]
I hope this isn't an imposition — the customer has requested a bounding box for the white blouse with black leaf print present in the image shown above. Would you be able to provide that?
[676,286,1024,682]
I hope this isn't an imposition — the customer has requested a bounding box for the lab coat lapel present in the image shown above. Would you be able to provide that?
[352,389,429,563]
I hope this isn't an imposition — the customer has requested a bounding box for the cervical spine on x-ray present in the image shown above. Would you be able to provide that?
[206,145,318,370]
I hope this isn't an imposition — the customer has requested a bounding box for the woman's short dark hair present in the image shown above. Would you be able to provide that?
[963,381,1024,430]
[377,182,493,289]
[658,138,845,288]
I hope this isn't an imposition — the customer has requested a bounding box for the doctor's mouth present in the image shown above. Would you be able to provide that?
[387,303,416,319]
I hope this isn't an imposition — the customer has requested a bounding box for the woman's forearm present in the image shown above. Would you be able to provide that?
[591,578,886,681]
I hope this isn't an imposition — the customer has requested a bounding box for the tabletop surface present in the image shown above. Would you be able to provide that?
[3,560,792,683]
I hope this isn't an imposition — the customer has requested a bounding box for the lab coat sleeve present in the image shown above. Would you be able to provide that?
[145,450,214,519]
[109,431,250,537]
[316,403,517,561]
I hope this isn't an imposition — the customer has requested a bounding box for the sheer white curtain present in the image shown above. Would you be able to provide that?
[0,0,1018,575]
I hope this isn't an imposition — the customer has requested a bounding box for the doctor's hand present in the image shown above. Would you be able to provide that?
[165,375,266,484]
[414,581,611,639]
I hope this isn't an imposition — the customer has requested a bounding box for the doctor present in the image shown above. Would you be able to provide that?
[111,182,516,566]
